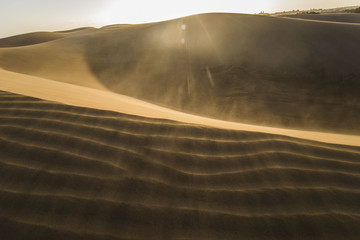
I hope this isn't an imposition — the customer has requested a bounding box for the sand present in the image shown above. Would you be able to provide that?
[1,13,360,133]
[1,89,360,239]
[0,27,104,90]
[1,68,359,147]
[1,12,360,239]
[282,13,360,24]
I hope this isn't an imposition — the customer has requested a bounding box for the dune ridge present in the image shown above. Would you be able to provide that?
[1,68,359,147]
[1,90,360,239]
[0,27,96,48]
[282,13,360,24]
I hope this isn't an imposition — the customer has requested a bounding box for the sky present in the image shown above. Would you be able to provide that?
[1,0,359,38]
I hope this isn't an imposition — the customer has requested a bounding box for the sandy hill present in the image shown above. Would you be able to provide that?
[0,27,96,48]
[1,13,360,133]
[1,89,360,240]
[0,27,103,89]
[283,13,360,23]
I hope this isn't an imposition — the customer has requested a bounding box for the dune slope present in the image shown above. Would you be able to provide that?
[0,27,96,48]
[0,27,103,89]
[1,14,360,133]
[81,14,360,133]
[283,13,360,24]
[1,68,359,147]
[1,90,360,240]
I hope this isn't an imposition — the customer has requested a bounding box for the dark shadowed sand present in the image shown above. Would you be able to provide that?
[1,90,360,240]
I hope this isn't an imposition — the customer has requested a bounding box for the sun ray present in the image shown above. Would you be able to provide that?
[195,15,224,64]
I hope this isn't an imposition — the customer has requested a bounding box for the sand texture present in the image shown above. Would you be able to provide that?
[0,12,360,239]
[1,90,360,240]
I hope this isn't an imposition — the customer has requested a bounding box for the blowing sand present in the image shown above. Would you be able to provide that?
[1,68,359,147]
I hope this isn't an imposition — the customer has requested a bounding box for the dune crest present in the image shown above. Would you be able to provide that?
[282,13,360,24]
[0,68,359,147]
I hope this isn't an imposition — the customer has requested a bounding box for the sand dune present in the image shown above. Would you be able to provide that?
[0,27,103,89]
[1,68,359,147]
[1,89,360,239]
[283,13,360,24]
[0,27,96,48]
[0,32,69,48]
[1,13,360,132]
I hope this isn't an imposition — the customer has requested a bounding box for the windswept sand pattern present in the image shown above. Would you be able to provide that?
[1,90,360,240]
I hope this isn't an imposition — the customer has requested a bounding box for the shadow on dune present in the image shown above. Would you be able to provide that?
[84,13,360,134]
[1,90,360,239]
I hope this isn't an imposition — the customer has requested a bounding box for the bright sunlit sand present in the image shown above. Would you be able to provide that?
[1,68,359,147]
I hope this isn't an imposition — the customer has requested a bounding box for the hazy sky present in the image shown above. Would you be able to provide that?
[1,0,359,38]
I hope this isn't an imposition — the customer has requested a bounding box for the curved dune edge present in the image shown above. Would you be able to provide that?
[278,16,360,26]
[1,68,359,147]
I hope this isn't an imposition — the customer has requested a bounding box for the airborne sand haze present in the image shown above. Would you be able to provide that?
[1,68,359,147]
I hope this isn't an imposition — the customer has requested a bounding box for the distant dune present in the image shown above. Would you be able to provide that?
[283,13,360,24]
[1,13,359,133]
[0,27,96,48]
[1,90,360,239]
